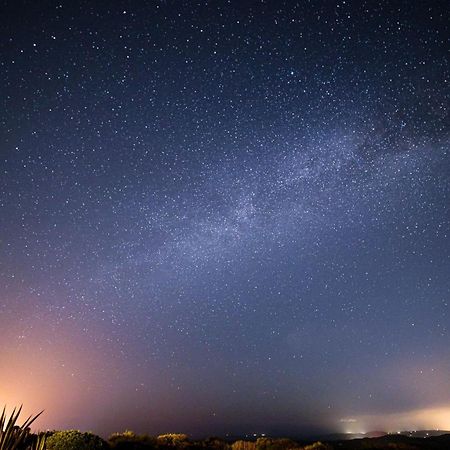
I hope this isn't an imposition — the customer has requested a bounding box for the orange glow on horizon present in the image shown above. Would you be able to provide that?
[0,314,127,433]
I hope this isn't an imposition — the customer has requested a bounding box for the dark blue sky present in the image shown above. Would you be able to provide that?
[0,0,449,438]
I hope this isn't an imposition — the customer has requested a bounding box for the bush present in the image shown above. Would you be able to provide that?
[109,431,157,450]
[301,443,332,450]
[46,430,108,450]
[256,438,298,450]
[156,434,190,448]
[201,437,231,450]
[231,441,256,450]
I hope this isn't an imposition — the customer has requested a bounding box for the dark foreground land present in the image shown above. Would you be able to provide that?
[40,430,450,450]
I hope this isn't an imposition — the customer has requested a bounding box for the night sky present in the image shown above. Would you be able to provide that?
[1,0,449,438]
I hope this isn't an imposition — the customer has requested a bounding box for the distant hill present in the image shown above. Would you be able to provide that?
[324,432,450,450]
[320,431,387,440]
[320,429,450,441]
[392,429,450,438]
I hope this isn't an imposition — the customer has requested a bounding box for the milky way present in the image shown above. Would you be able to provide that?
[0,0,449,437]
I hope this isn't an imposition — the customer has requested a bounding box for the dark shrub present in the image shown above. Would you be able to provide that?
[109,431,157,450]
[156,434,190,449]
[201,437,231,450]
[256,438,298,450]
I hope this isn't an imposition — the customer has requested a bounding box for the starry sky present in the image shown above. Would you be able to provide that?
[0,0,449,439]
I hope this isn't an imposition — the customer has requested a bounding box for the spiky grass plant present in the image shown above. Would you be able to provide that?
[30,434,45,450]
[0,406,45,450]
